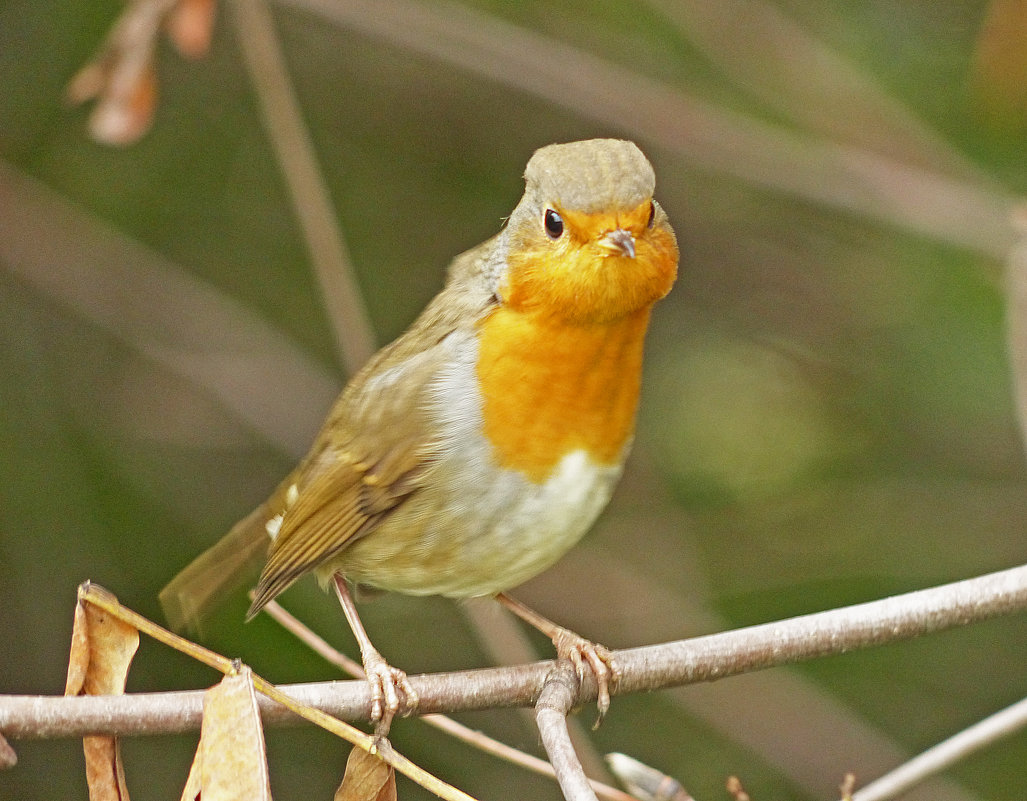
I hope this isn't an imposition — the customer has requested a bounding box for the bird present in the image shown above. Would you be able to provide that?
[160,138,679,735]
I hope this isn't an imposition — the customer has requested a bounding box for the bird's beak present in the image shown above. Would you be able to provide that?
[598,228,636,259]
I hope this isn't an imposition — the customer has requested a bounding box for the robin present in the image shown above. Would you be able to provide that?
[160,138,679,735]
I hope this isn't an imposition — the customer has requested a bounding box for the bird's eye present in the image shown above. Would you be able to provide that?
[543,209,564,239]
[647,201,656,228]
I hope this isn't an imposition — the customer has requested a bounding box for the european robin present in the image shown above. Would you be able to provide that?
[160,138,679,734]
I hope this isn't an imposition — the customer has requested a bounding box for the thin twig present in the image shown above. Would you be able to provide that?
[275,0,1017,260]
[73,583,478,801]
[3,564,1027,740]
[605,753,695,801]
[641,0,985,180]
[463,599,613,781]
[228,0,377,373]
[536,660,599,801]
[259,599,640,801]
[0,161,338,459]
[848,695,1027,801]
[612,561,1027,695]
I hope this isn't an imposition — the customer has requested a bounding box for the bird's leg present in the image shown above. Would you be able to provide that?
[333,574,418,737]
[495,592,619,725]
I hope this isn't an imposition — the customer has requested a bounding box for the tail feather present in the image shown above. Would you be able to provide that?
[159,503,271,632]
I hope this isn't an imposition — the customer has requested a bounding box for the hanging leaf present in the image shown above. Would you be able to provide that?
[334,746,397,801]
[166,0,217,59]
[65,584,141,801]
[180,667,272,801]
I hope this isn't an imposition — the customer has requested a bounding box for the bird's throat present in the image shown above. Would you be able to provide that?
[475,306,651,482]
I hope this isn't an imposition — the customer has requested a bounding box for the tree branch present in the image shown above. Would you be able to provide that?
[848,695,1027,801]
[536,661,599,801]
[3,563,1026,741]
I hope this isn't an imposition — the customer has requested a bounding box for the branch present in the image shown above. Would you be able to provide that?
[228,0,377,373]
[536,661,599,801]
[259,598,639,801]
[3,563,1026,740]
[848,695,1027,801]
[277,0,1017,260]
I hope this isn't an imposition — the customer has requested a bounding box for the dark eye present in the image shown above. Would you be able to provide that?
[647,201,656,228]
[544,209,564,239]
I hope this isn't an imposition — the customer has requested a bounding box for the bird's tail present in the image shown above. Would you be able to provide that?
[159,503,271,632]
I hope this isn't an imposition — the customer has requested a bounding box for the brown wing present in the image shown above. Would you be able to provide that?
[245,419,433,617]
[246,241,500,617]
[245,352,440,616]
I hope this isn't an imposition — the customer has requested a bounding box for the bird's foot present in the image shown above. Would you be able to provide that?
[362,649,418,740]
[550,627,620,728]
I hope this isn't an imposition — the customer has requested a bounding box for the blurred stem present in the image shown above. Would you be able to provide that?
[848,695,1027,801]
[229,0,377,373]
[277,0,1018,260]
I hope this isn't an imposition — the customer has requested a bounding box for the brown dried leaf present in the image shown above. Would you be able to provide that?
[83,737,131,801]
[334,747,397,801]
[89,60,158,147]
[166,0,217,59]
[66,60,109,105]
[180,667,271,801]
[0,733,18,770]
[65,584,141,801]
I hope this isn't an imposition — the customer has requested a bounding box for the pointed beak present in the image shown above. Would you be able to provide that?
[598,228,636,259]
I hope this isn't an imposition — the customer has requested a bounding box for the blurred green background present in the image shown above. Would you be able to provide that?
[3,1,1027,799]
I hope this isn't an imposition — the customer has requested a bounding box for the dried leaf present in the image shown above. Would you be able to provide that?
[65,584,141,801]
[66,60,109,105]
[334,746,397,801]
[180,667,272,801]
[89,60,158,147]
[167,0,217,59]
[0,733,17,770]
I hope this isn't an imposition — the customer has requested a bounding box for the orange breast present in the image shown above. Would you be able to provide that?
[475,306,652,482]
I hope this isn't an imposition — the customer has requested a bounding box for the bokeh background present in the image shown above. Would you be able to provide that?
[3,1,1027,799]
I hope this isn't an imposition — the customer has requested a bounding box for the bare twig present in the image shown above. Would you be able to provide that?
[848,695,1027,801]
[76,584,478,801]
[536,660,599,801]
[1005,219,1027,454]
[0,161,337,459]
[229,0,377,373]
[259,599,640,801]
[611,562,1027,696]
[642,0,985,180]
[605,753,695,801]
[463,599,614,782]
[5,563,1025,741]
[275,0,1018,260]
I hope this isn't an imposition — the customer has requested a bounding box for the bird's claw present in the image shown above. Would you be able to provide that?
[551,628,620,728]
[363,652,418,740]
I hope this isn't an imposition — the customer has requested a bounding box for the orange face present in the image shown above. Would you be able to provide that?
[499,197,678,325]
[475,196,679,482]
